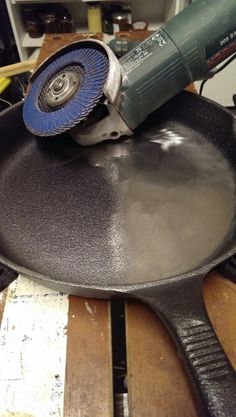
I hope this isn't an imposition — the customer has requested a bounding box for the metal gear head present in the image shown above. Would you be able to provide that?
[23,42,109,137]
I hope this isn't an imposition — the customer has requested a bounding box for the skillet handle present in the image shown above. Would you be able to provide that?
[0,262,18,292]
[137,276,236,417]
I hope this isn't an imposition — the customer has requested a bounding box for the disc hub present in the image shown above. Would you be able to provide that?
[45,71,81,108]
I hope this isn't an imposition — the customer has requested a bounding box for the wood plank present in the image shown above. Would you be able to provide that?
[64,296,113,417]
[36,33,103,67]
[204,272,236,369]
[126,302,198,417]
[126,272,236,417]
[0,60,36,78]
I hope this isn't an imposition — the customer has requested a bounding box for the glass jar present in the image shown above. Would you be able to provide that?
[57,8,73,33]
[112,12,128,33]
[40,12,57,34]
[102,4,113,35]
[25,14,44,38]
[122,4,132,30]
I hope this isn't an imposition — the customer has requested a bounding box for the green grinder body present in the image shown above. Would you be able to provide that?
[119,0,236,129]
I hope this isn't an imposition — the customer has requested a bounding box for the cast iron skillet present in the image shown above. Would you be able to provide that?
[1,92,236,416]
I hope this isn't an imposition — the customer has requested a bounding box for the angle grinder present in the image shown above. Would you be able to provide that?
[23,0,236,146]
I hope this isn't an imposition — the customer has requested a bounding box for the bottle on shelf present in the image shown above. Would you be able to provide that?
[40,12,57,34]
[102,4,113,35]
[57,7,73,33]
[87,3,103,33]
[112,3,132,33]
[22,6,44,38]
[122,4,132,30]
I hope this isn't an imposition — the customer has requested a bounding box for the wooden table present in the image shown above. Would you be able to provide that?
[0,34,236,417]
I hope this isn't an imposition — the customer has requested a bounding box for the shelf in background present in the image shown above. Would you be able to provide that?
[147,22,163,31]
[21,24,162,49]
[12,0,81,4]
[22,33,45,48]
[81,0,114,2]
[7,0,187,60]
[12,0,117,3]
[21,27,88,48]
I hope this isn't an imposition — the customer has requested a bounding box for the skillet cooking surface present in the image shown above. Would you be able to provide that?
[0,92,236,286]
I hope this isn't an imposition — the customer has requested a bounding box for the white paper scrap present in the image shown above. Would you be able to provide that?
[0,276,69,417]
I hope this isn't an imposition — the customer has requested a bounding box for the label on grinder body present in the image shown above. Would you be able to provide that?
[121,30,169,74]
[206,29,236,69]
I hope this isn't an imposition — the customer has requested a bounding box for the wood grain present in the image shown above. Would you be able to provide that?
[126,272,236,417]
[36,33,103,66]
[64,296,113,417]
[204,272,236,369]
[116,30,154,40]
[0,60,36,78]
[126,302,199,417]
